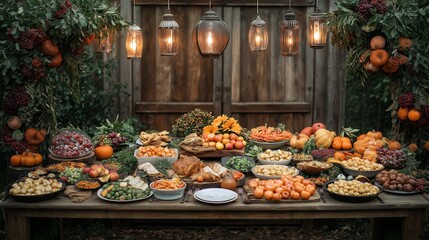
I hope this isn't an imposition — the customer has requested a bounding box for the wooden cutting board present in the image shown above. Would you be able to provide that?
[243,185,321,204]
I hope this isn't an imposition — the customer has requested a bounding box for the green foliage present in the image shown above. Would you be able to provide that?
[171,109,214,137]
[104,147,137,175]
[329,0,429,168]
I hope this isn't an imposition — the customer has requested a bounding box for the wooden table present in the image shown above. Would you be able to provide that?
[1,190,428,240]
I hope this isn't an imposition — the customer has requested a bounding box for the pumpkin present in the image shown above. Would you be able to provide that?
[10,151,42,167]
[314,129,335,149]
[425,141,429,151]
[388,140,401,150]
[363,149,378,162]
[366,130,383,140]
[9,155,21,167]
[370,36,386,50]
[94,144,114,160]
[370,49,389,67]
[25,128,45,145]
[289,133,309,149]
[41,39,59,56]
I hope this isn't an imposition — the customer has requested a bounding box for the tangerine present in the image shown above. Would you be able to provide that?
[408,109,421,121]
[397,107,409,120]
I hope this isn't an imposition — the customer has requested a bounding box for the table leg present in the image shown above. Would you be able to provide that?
[402,209,425,240]
[5,209,31,240]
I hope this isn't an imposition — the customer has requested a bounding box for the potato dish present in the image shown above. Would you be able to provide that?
[258,149,292,161]
[298,161,332,169]
[327,179,380,196]
[252,165,297,177]
[342,157,384,171]
[8,177,63,196]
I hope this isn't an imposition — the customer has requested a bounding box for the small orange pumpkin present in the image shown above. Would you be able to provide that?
[370,49,389,67]
[408,109,421,121]
[366,130,383,140]
[408,143,418,152]
[94,144,114,160]
[388,140,401,150]
[10,155,21,167]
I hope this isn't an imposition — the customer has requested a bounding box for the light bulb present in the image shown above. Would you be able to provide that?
[313,20,320,42]
[207,32,213,46]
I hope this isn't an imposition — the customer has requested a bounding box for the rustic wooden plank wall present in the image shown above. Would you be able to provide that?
[115,0,345,133]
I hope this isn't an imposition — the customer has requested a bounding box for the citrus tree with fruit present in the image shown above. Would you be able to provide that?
[0,0,128,154]
[328,0,429,167]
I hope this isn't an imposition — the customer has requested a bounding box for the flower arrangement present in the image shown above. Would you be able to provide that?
[203,114,242,136]
[171,109,214,137]
[328,0,429,167]
[0,0,128,153]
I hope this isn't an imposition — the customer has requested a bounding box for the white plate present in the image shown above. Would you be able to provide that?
[97,188,153,203]
[194,194,238,204]
[194,188,238,202]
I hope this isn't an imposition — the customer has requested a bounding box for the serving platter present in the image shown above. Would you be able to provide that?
[374,182,419,195]
[243,186,321,204]
[96,188,153,203]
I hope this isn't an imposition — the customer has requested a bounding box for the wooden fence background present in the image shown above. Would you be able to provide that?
[116,0,345,133]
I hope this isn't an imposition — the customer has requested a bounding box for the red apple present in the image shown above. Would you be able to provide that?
[229,133,238,140]
[82,167,91,174]
[60,176,68,183]
[109,172,120,181]
[235,141,244,149]
[89,169,100,178]
[300,127,313,137]
[311,122,326,133]
[230,139,236,145]
[213,134,223,143]
[225,143,234,150]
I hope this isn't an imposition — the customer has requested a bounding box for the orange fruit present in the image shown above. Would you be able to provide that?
[425,141,429,151]
[397,107,409,120]
[342,142,352,150]
[48,53,62,67]
[23,156,35,167]
[340,137,351,143]
[272,192,282,201]
[290,191,300,200]
[196,175,204,183]
[253,188,264,199]
[9,155,21,167]
[94,145,114,160]
[264,190,274,200]
[34,153,43,165]
[334,151,346,161]
[370,36,386,49]
[408,109,421,121]
[281,191,290,199]
[305,185,316,195]
[408,143,418,152]
[388,140,401,150]
[398,37,412,52]
[370,49,389,67]
[300,190,311,200]
[332,140,342,150]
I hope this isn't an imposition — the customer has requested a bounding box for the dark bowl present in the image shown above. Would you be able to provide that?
[323,179,381,203]
[5,178,66,202]
[221,156,255,173]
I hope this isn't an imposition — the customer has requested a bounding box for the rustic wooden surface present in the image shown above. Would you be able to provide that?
[1,189,428,240]
[119,1,345,133]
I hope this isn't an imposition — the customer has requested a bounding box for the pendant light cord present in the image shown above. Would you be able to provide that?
[133,0,136,24]
[256,0,259,15]
[315,0,320,12]
[288,0,291,11]
[209,0,212,10]
[167,0,170,10]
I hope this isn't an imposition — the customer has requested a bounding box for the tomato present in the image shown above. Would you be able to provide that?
[272,192,282,201]
[264,190,274,200]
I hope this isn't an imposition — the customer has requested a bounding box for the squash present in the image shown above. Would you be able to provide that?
[289,133,309,149]
[314,129,335,149]
[363,149,378,162]
[10,151,42,167]
[94,144,114,160]
[388,140,401,150]
[366,130,383,140]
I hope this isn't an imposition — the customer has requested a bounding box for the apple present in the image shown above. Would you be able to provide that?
[235,141,244,149]
[300,127,313,137]
[230,139,236,145]
[82,167,91,174]
[109,172,120,181]
[229,133,238,140]
[215,142,224,150]
[60,176,68,183]
[208,141,216,147]
[89,169,100,178]
[101,169,110,177]
[225,143,234,150]
[213,134,223,143]
[237,136,244,142]
[222,138,230,145]
[311,122,326,133]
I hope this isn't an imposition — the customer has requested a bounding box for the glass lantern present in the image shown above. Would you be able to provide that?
[126,23,143,58]
[158,10,179,56]
[281,10,300,56]
[307,11,327,49]
[248,15,268,51]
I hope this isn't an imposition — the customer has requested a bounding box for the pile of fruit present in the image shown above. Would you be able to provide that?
[247,175,316,201]
[341,157,384,171]
[201,133,246,151]
[252,165,298,177]
[375,170,425,192]
[8,177,63,196]
[135,146,177,157]
[249,125,292,142]
[50,129,93,158]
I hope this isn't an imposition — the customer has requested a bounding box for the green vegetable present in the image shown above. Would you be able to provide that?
[226,156,255,172]
[154,158,172,176]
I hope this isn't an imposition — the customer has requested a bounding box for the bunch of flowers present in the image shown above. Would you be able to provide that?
[172,109,214,137]
[203,114,242,135]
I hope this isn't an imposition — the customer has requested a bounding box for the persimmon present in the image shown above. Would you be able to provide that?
[290,191,300,200]
[253,188,264,199]
[397,107,409,120]
[408,109,421,121]
[305,185,316,195]
[408,143,418,152]
[342,142,352,150]
[272,192,282,201]
[264,190,274,200]
[264,183,276,192]
[248,180,258,188]
[300,190,311,200]
[398,37,412,52]
[370,49,389,67]
[332,140,342,150]
[275,187,284,194]
[370,36,386,50]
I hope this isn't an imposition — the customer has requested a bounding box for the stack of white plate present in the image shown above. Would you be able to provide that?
[194,188,238,204]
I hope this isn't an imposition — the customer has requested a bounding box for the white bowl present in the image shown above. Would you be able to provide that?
[149,181,186,200]
[249,140,287,149]
[257,153,291,165]
[134,149,178,166]
[251,165,299,180]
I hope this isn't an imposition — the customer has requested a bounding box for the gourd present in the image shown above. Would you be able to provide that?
[314,129,335,149]
[388,140,401,150]
[289,133,309,149]
[363,149,377,162]
[94,143,114,160]
[9,151,42,167]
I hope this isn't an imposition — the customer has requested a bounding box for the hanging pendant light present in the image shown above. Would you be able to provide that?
[307,0,328,49]
[248,0,268,51]
[158,0,179,56]
[280,0,299,56]
[193,0,229,58]
[126,0,143,58]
